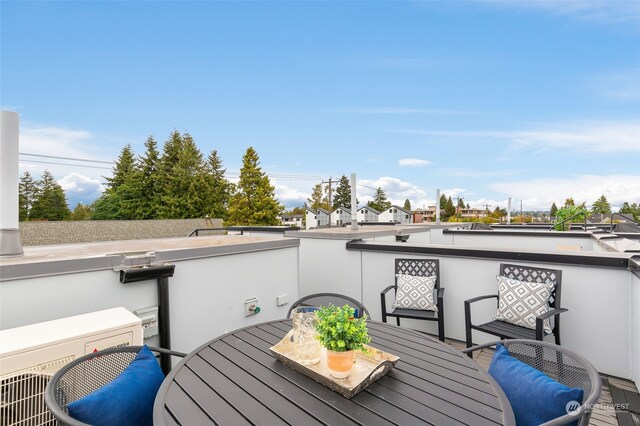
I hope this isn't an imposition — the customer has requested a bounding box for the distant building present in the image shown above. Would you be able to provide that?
[378,205,412,224]
[305,208,330,229]
[331,207,351,226]
[459,208,488,219]
[357,206,380,223]
[280,214,303,228]
[413,206,436,223]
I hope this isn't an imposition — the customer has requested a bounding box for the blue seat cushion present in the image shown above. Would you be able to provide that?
[488,344,584,426]
[67,345,165,426]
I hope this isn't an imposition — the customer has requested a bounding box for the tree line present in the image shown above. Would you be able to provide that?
[19,131,283,225]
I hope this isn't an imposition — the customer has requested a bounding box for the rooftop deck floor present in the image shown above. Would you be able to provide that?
[442,338,639,426]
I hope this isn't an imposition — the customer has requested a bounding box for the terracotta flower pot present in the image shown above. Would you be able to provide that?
[326,349,355,378]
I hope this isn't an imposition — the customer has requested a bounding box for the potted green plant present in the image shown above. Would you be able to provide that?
[315,304,370,378]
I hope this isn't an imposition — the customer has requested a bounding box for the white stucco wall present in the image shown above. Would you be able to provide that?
[445,232,594,251]
[632,272,640,387]
[0,247,299,354]
[359,251,632,379]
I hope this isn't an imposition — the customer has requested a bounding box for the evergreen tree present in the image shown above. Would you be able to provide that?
[367,187,391,212]
[29,170,71,221]
[403,199,411,211]
[550,202,558,218]
[619,202,640,221]
[307,183,330,211]
[91,145,137,220]
[130,136,160,219]
[333,175,358,210]
[439,194,449,220]
[70,202,93,220]
[105,144,136,191]
[204,149,232,219]
[157,132,210,218]
[226,147,283,225]
[19,171,40,221]
[591,194,611,215]
[445,196,456,219]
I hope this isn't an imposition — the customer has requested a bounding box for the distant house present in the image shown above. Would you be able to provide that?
[413,206,436,223]
[305,208,330,229]
[280,213,303,228]
[357,206,380,223]
[378,205,412,224]
[460,208,488,219]
[331,207,352,226]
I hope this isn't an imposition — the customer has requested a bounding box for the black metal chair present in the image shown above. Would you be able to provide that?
[464,263,567,357]
[463,340,601,426]
[380,258,445,342]
[44,346,186,426]
[287,293,370,318]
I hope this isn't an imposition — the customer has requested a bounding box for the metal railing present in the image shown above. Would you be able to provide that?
[187,228,230,237]
[550,211,588,231]
[609,213,640,234]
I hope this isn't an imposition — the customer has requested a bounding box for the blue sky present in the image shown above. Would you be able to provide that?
[2,0,639,211]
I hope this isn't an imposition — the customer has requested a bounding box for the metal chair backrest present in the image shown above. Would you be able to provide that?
[395,258,440,291]
[501,340,601,426]
[287,293,370,318]
[44,346,184,426]
[499,263,562,310]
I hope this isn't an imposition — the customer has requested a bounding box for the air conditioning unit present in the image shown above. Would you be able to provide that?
[0,307,142,426]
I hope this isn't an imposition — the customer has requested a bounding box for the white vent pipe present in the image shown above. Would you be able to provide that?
[0,111,23,256]
[350,173,358,231]
[435,189,441,225]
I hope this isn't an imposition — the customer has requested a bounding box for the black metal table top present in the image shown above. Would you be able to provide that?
[154,320,515,425]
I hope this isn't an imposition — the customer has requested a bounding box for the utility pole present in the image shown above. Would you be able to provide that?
[322,177,335,228]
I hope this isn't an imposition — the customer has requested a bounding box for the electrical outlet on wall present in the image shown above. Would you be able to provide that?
[244,298,260,317]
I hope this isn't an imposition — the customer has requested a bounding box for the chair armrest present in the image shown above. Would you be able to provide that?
[461,341,500,354]
[149,346,188,358]
[380,285,395,295]
[535,308,569,339]
[437,287,445,299]
[537,308,568,321]
[464,294,498,305]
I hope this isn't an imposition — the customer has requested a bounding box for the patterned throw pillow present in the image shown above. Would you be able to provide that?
[495,275,554,334]
[393,274,438,311]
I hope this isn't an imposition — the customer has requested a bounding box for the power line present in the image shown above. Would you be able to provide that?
[19,152,114,164]
[19,159,112,170]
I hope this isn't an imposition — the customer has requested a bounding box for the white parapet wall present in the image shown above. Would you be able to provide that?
[0,236,300,353]
[632,270,640,387]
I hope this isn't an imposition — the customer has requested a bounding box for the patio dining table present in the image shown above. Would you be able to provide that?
[154,319,515,425]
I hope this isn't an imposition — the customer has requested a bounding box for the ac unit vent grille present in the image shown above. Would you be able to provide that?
[1,356,74,426]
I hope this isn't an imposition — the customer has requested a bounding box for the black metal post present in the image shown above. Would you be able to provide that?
[120,264,175,375]
[157,276,172,375]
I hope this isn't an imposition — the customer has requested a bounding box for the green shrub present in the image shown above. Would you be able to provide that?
[315,304,370,352]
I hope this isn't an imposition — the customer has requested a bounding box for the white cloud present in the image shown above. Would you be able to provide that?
[18,125,117,182]
[273,182,309,209]
[358,176,428,207]
[397,121,640,152]
[398,158,431,167]
[490,174,640,210]
[21,127,93,157]
[590,68,640,102]
[58,173,104,195]
[334,107,485,115]
[482,1,640,25]
[57,173,105,207]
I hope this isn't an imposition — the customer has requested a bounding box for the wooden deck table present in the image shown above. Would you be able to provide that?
[154,319,515,425]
